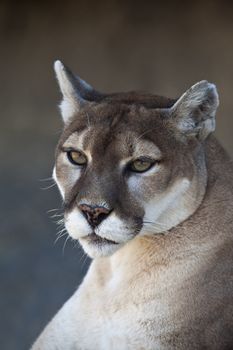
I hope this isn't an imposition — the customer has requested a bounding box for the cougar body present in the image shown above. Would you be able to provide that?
[32,61,233,349]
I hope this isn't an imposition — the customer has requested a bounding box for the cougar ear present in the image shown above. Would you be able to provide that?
[54,60,98,124]
[170,81,219,140]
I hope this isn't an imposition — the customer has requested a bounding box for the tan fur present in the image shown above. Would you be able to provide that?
[32,62,233,349]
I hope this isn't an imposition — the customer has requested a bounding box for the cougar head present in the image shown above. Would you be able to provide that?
[53,60,219,258]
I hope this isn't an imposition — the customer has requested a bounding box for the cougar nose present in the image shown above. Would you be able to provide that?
[78,204,111,227]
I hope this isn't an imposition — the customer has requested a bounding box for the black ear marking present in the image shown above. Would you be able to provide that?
[54,60,102,124]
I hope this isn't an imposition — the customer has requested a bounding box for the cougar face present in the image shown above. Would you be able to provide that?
[53,61,219,258]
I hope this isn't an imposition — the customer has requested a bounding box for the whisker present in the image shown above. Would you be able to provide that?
[81,252,89,269]
[72,239,79,249]
[50,213,64,219]
[54,231,68,245]
[78,248,89,269]
[38,177,54,182]
[143,219,167,227]
[54,216,65,227]
[47,208,62,213]
[40,183,57,190]
[62,235,70,255]
[56,226,66,235]
[142,219,168,232]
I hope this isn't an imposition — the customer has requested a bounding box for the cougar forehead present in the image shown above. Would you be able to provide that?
[62,127,162,166]
[57,102,180,163]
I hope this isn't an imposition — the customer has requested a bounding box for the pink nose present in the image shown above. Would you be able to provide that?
[78,204,111,227]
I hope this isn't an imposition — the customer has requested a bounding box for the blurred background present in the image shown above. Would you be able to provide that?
[1,0,233,349]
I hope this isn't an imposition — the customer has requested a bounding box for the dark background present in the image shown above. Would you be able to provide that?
[1,1,233,349]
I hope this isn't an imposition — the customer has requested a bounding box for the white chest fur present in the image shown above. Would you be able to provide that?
[33,236,211,350]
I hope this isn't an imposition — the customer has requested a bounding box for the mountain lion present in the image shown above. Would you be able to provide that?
[32,61,233,349]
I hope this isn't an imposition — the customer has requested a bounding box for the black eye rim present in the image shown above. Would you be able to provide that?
[66,149,87,166]
[127,157,160,173]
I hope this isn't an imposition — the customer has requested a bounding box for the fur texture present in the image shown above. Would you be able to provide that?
[32,62,233,349]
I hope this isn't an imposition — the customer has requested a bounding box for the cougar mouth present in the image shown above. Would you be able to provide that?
[85,232,118,245]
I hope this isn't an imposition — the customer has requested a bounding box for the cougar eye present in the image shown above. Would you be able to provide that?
[67,150,87,166]
[129,158,155,173]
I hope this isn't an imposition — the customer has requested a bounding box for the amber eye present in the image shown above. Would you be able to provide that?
[67,150,87,166]
[129,158,155,173]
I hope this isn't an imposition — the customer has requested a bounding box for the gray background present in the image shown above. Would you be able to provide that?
[1,1,233,349]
